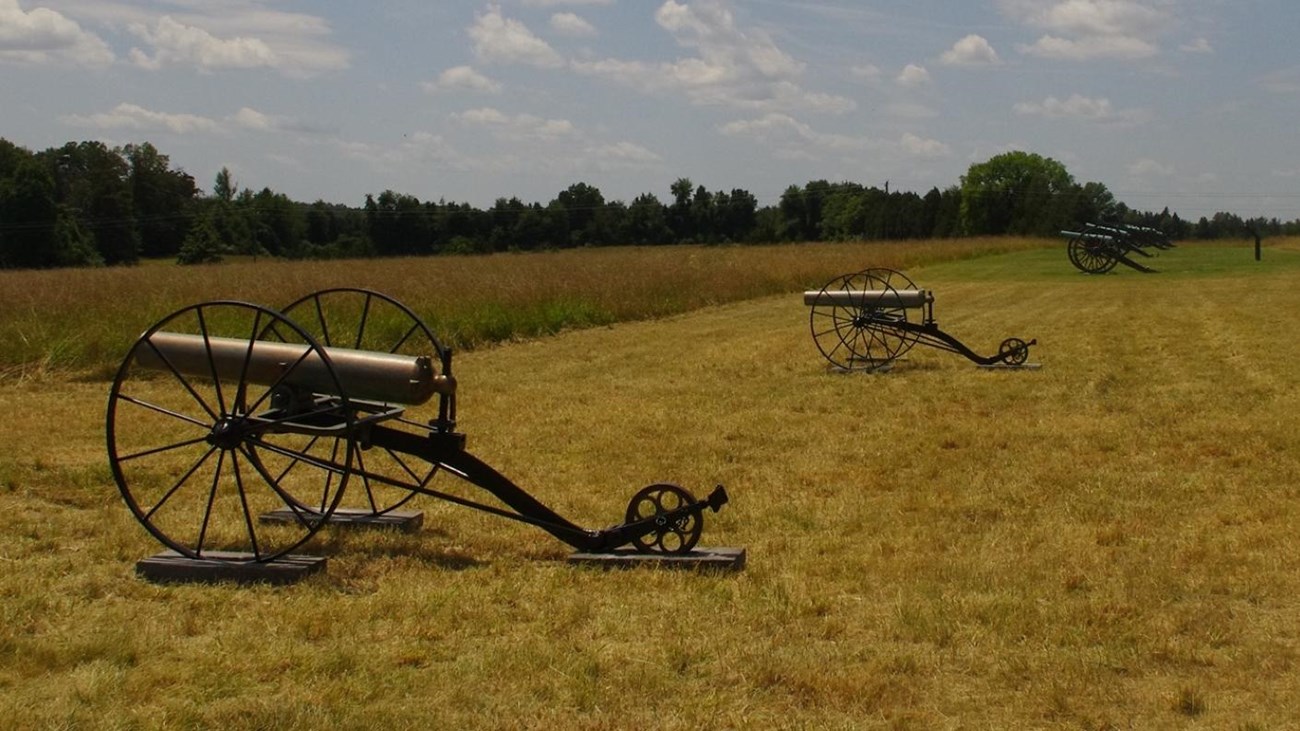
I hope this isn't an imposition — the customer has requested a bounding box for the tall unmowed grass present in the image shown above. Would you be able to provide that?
[0,238,1043,381]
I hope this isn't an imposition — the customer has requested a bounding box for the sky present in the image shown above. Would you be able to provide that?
[2,0,1299,222]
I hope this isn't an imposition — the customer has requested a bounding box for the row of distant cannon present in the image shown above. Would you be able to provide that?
[800,220,1179,373]
[1060,222,1174,274]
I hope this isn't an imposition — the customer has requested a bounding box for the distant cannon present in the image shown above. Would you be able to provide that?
[107,288,737,580]
[1062,222,1173,274]
[803,268,1036,372]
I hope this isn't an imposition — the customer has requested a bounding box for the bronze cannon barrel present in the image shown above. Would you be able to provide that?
[802,289,933,309]
[134,332,453,405]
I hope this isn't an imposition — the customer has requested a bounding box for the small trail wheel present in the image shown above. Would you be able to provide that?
[106,302,354,562]
[625,484,702,555]
[998,337,1030,366]
[272,288,450,517]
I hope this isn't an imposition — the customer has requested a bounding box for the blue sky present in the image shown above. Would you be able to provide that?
[3,0,1298,221]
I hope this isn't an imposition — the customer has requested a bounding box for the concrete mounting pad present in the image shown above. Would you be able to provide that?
[976,362,1043,371]
[136,550,327,585]
[259,507,424,533]
[831,362,894,374]
[567,546,746,572]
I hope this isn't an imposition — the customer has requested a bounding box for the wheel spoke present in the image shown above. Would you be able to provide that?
[115,393,213,432]
[142,445,219,522]
[229,451,264,560]
[117,433,212,463]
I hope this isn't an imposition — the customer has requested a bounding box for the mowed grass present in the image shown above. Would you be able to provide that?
[1,238,1299,728]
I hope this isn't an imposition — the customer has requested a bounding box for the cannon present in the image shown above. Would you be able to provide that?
[1062,222,1172,274]
[804,268,1036,372]
[106,288,735,578]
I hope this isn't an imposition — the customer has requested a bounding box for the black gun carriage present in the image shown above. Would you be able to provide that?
[804,268,1036,372]
[106,288,734,578]
[1062,222,1173,274]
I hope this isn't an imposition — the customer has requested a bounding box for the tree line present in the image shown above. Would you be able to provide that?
[1,138,1296,270]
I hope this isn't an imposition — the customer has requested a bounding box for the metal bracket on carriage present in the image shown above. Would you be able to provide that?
[108,288,744,583]
[804,267,1040,372]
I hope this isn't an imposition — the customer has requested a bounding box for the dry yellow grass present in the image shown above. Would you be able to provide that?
[0,238,1042,379]
[1,239,1298,729]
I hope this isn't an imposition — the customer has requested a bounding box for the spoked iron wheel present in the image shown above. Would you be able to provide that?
[270,288,451,518]
[106,302,354,562]
[1067,235,1118,274]
[625,484,702,554]
[809,267,919,371]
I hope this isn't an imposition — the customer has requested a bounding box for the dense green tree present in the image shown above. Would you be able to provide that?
[925,187,962,238]
[553,182,605,246]
[960,151,1075,236]
[625,193,671,245]
[1074,181,1117,226]
[716,188,757,242]
[213,166,236,203]
[0,158,100,268]
[43,141,140,264]
[248,187,303,256]
[365,190,429,256]
[177,213,228,264]
[125,142,197,258]
[0,138,30,181]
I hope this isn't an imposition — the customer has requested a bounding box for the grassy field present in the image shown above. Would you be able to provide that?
[2,238,1299,728]
[0,238,1042,380]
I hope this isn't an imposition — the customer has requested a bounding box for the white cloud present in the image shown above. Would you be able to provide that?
[333,132,470,172]
[60,101,318,135]
[851,63,881,80]
[228,106,319,133]
[1259,67,1300,95]
[940,34,1001,66]
[423,65,502,94]
[455,106,576,140]
[1180,37,1213,54]
[571,0,849,114]
[550,12,597,37]
[0,0,113,66]
[655,1,803,77]
[1127,157,1174,177]
[128,16,277,71]
[1003,0,1166,37]
[1001,0,1168,61]
[61,102,222,134]
[470,6,565,68]
[1019,33,1156,60]
[886,102,938,119]
[112,5,349,75]
[899,132,950,158]
[571,55,853,112]
[583,141,664,171]
[230,107,274,130]
[718,112,873,153]
[1014,93,1149,124]
[896,63,930,87]
[522,0,613,6]
[588,141,661,163]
